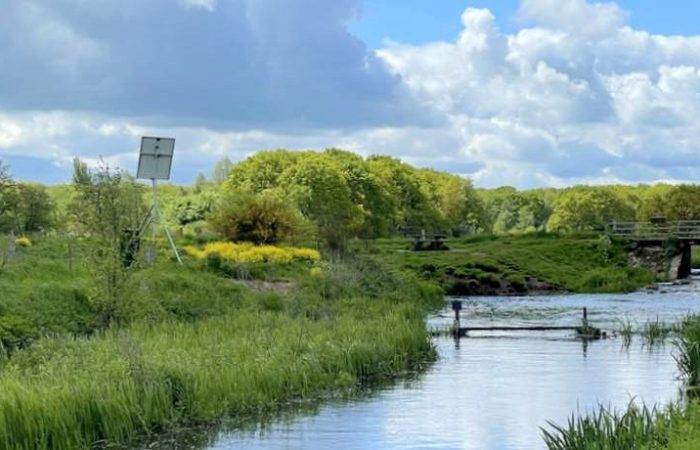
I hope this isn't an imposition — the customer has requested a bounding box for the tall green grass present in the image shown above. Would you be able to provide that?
[0,238,442,449]
[0,236,264,351]
[0,301,433,450]
[542,403,671,450]
[676,315,700,388]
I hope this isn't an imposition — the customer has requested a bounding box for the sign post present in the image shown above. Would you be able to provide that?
[136,136,182,264]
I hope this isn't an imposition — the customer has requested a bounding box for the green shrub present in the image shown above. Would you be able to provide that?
[0,315,39,353]
[576,268,653,293]
[209,189,309,245]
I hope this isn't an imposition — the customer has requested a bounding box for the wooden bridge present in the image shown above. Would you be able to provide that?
[608,220,700,243]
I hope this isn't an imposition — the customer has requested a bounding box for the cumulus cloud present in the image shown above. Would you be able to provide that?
[3,0,700,188]
[0,0,418,129]
[377,0,700,187]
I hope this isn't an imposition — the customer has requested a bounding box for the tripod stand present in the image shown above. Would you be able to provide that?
[136,179,182,264]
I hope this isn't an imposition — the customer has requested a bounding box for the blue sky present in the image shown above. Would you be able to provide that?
[351,0,700,48]
[2,0,700,188]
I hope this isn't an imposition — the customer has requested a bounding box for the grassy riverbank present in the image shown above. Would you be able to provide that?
[0,237,441,450]
[364,233,655,295]
[543,315,700,449]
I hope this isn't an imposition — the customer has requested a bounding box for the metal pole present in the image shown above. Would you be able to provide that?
[151,179,158,263]
[151,178,183,265]
[159,205,183,264]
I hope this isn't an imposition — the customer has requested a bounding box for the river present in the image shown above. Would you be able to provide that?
[149,281,700,450]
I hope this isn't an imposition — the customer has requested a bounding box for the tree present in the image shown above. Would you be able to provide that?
[225,150,299,192]
[636,184,673,221]
[69,158,146,243]
[664,185,700,220]
[368,156,439,234]
[324,149,396,239]
[422,170,485,235]
[15,184,54,233]
[218,148,488,242]
[279,153,362,249]
[69,158,147,327]
[516,195,550,232]
[211,157,234,185]
[0,161,18,232]
[547,188,634,231]
[173,192,213,226]
[209,189,307,245]
[193,173,209,193]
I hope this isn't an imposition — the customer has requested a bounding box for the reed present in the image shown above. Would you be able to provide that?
[0,300,434,450]
[640,318,673,346]
[0,242,440,450]
[543,316,700,449]
[541,403,671,450]
[616,319,634,347]
[676,315,700,388]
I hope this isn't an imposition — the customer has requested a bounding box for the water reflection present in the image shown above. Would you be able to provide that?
[143,290,700,450]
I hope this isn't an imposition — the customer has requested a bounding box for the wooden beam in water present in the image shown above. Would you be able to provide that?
[452,325,604,338]
[459,326,579,332]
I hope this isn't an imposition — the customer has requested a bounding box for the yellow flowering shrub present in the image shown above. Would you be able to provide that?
[15,236,32,247]
[184,242,320,264]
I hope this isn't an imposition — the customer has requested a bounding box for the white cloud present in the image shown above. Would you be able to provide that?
[518,0,628,38]
[3,0,700,188]
[180,0,217,11]
[8,2,107,76]
[376,0,700,187]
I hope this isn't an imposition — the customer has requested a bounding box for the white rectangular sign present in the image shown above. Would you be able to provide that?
[137,136,175,180]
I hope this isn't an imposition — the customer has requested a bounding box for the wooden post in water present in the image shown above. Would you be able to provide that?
[451,300,463,337]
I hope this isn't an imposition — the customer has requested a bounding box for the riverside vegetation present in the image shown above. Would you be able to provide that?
[543,315,700,449]
[0,237,441,449]
[1,150,700,448]
[365,233,655,295]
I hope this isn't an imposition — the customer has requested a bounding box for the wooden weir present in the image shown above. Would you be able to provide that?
[436,301,605,339]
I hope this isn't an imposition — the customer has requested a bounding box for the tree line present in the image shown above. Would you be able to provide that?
[1,151,700,247]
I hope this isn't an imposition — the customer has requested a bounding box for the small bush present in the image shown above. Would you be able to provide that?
[14,236,31,247]
[577,267,654,293]
[204,251,223,272]
[209,189,309,245]
[185,241,320,265]
[0,315,39,353]
[258,293,284,312]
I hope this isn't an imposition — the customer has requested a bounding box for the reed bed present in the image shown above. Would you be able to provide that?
[616,319,634,347]
[541,403,671,450]
[0,300,433,450]
[676,315,700,390]
[613,318,679,347]
[543,316,700,449]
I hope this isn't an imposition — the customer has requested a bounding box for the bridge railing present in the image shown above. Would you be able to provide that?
[607,220,700,240]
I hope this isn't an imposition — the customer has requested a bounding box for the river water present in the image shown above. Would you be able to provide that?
[163,281,700,450]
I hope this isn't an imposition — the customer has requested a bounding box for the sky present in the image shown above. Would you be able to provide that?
[2,0,700,188]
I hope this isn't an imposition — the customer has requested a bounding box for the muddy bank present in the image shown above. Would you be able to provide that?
[444,273,563,296]
[412,262,564,296]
